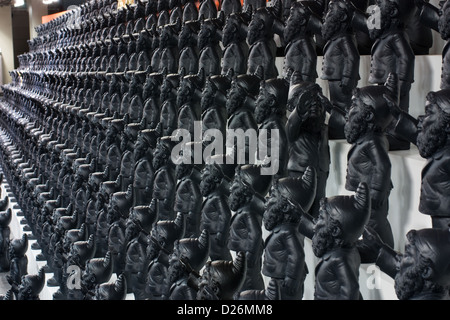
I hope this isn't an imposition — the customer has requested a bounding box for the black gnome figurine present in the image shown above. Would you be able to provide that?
[16,267,46,300]
[345,74,398,263]
[178,20,201,75]
[197,251,247,300]
[414,0,450,89]
[286,82,330,218]
[123,203,158,299]
[152,136,177,221]
[145,213,186,299]
[81,251,114,299]
[262,167,317,300]
[353,0,415,150]
[92,273,127,300]
[300,182,371,300]
[384,88,450,229]
[167,229,210,300]
[226,70,262,164]
[199,163,232,261]
[0,208,12,271]
[7,234,28,288]
[159,73,181,137]
[280,0,318,83]
[174,142,204,238]
[254,77,289,179]
[132,128,158,206]
[321,0,361,139]
[247,7,278,79]
[198,18,223,76]
[363,226,450,300]
[228,164,272,291]
[221,12,249,76]
[201,73,232,154]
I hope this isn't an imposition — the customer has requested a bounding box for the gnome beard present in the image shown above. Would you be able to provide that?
[368,3,393,40]
[394,259,426,300]
[311,218,336,258]
[229,183,253,212]
[168,259,184,283]
[254,98,273,124]
[344,107,371,144]
[416,115,448,158]
[322,10,343,42]
[284,18,303,43]
[263,198,285,231]
[199,172,218,196]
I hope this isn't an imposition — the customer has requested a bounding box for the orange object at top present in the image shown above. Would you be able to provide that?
[41,10,67,24]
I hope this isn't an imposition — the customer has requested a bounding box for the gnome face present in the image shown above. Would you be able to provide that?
[416,102,449,158]
[17,277,37,300]
[255,83,276,124]
[284,3,308,43]
[200,164,222,196]
[311,202,341,258]
[394,239,424,300]
[322,0,350,42]
[197,263,221,300]
[263,186,292,231]
[344,95,373,144]
[228,175,253,212]
[226,80,247,115]
[395,228,450,300]
[222,14,242,47]
[125,217,141,242]
[168,244,185,283]
[367,0,398,40]
[152,140,170,170]
[312,183,370,257]
[438,1,450,40]
[201,79,217,112]
[247,9,272,45]
[197,251,246,300]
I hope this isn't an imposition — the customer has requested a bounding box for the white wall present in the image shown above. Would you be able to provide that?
[0,5,13,86]
[27,0,48,40]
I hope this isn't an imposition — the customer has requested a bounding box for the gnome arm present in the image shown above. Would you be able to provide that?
[391,34,415,84]
[339,36,360,85]
[432,159,450,216]
[286,106,307,142]
[283,229,306,282]
[375,243,401,280]
[393,111,420,145]
[417,1,439,32]
[298,211,315,240]
[367,140,392,209]
[215,198,232,245]
[301,42,318,81]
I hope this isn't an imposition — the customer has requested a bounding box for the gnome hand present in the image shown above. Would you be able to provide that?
[317,91,333,114]
[282,276,299,296]
[362,225,385,253]
[383,94,401,119]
